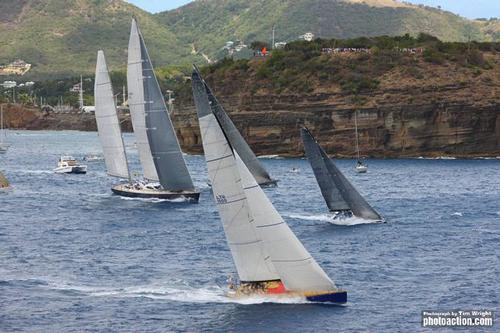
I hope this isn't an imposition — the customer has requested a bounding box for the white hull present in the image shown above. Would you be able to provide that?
[54,165,87,174]
[355,165,368,173]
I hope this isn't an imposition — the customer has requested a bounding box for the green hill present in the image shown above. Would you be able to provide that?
[0,0,498,78]
[0,0,192,77]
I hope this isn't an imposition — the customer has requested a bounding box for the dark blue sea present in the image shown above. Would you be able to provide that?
[0,130,498,332]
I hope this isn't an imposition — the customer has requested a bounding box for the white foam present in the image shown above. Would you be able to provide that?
[45,281,310,305]
[118,196,190,203]
[287,213,382,226]
[451,212,463,217]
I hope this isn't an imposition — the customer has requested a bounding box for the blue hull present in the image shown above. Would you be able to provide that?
[306,291,347,304]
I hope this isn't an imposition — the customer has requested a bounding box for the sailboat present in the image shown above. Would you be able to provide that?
[107,20,199,201]
[191,68,278,187]
[0,105,10,154]
[193,70,346,304]
[301,128,383,222]
[354,110,367,173]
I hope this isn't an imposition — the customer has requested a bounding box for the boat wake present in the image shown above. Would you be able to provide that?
[41,280,310,305]
[287,213,382,226]
[118,196,192,204]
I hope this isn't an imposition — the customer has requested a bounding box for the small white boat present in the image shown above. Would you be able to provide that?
[355,162,368,173]
[54,156,87,174]
[354,110,368,173]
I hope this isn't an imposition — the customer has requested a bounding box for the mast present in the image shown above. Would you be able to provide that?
[95,50,131,181]
[1,105,3,144]
[79,76,84,110]
[354,110,360,162]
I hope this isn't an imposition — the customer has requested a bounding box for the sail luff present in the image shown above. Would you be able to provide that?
[192,70,279,282]
[94,50,131,180]
[139,32,194,191]
[193,68,276,186]
[127,19,159,182]
[235,153,337,292]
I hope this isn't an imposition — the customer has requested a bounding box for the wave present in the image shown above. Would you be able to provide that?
[451,212,463,217]
[258,155,283,159]
[287,213,382,226]
[118,196,192,204]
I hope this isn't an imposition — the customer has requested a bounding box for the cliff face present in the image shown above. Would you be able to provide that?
[171,96,500,158]
[3,97,499,158]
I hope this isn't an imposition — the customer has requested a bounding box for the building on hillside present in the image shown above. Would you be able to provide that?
[1,81,17,89]
[274,42,287,49]
[0,60,32,76]
[299,32,315,42]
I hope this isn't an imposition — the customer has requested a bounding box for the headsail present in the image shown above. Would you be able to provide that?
[193,72,279,282]
[139,28,195,191]
[192,68,277,186]
[301,128,382,221]
[236,153,337,292]
[127,19,159,182]
[94,50,130,180]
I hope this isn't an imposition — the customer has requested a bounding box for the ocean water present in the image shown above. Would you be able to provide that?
[0,130,498,332]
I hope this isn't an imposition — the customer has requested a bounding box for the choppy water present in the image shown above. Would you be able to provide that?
[0,131,498,332]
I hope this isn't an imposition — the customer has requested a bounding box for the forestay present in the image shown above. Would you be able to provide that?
[192,72,279,282]
[94,51,130,180]
[140,31,194,191]
[127,19,159,182]
[301,128,382,221]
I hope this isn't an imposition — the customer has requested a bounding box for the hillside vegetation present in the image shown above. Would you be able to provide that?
[0,0,498,77]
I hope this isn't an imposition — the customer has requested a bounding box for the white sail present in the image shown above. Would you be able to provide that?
[127,19,159,181]
[94,51,130,180]
[235,153,337,292]
[198,109,279,282]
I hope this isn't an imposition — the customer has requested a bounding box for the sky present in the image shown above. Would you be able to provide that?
[126,0,499,19]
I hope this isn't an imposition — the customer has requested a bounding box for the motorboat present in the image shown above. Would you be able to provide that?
[54,156,87,174]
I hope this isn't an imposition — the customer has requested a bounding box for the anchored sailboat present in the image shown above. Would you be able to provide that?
[194,74,346,304]
[191,68,278,187]
[0,105,10,154]
[301,128,383,222]
[354,110,367,173]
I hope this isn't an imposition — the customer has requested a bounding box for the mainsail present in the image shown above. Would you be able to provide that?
[195,72,337,291]
[194,75,279,282]
[192,68,276,186]
[127,19,159,182]
[138,26,195,191]
[94,50,130,180]
[301,128,382,221]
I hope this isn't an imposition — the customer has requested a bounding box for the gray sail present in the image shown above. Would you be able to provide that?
[301,128,382,221]
[137,24,195,191]
[193,68,276,186]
